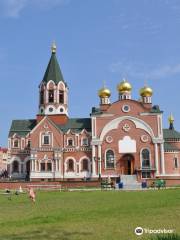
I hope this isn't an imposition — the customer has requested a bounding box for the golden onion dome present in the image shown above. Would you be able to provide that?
[140,86,153,97]
[98,87,111,98]
[168,113,174,124]
[117,79,132,93]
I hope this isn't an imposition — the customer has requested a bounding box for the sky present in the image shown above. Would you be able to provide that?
[0,0,180,146]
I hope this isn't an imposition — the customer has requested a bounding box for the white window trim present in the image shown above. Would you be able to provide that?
[67,137,75,147]
[81,138,89,146]
[140,148,151,169]
[105,149,115,169]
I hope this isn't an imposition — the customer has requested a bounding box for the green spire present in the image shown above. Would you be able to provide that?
[42,42,66,85]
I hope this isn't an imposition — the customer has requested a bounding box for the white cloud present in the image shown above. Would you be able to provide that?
[109,61,180,80]
[0,0,70,18]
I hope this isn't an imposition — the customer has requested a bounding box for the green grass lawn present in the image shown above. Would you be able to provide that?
[0,189,180,240]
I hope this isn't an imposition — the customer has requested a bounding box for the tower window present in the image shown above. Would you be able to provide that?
[49,107,53,112]
[59,90,64,104]
[13,140,19,148]
[48,90,54,103]
[40,91,44,104]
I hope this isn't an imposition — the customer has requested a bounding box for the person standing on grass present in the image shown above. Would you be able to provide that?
[28,187,36,203]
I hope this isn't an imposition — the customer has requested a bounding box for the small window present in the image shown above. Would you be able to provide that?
[82,159,89,171]
[43,135,50,145]
[68,139,73,146]
[59,90,64,104]
[13,140,19,148]
[40,90,44,104]
[82,138,88,146]
[142,171,151,179]
[60,108,64,112]
[49,107,53,112]
[48,90,54,103]
[68,159,74,171]
[174,157,178,168]
[47,162,52,171]
[41,162,45,171]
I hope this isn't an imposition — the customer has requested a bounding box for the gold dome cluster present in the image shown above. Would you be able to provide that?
[117,79,132,93]
[98,87,111,98]
[140,86,153,97]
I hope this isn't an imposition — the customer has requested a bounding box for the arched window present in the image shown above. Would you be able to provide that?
[48,90,54,103]
[40,90,44,104]
[68,159,74,171]
[59,90,64,103]
[106,150,115,169]
[12,161,19,173]
[13,139,19,148]
[141,149,150,168]
[174,157,178,168]
[82,159,89,171]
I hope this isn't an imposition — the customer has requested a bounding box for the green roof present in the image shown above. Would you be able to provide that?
[163,129,180,140]
[164,142,179,152]
[57,118,91,133]
[9,119,36,137]
[42,52,66,85]
[150,105,163,113]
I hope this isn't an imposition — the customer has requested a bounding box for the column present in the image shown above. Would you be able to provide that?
[154,143,159,175]
[92,145,96,176]
[160,143,165,175]
[98,145,102,175]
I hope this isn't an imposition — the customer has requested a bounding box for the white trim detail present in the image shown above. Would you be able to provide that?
[100,116,155,141]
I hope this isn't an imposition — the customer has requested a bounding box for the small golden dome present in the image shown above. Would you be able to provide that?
[140,86,153,97]
[117,79,132,93]
[51,41,56,53]
[98,87,111,98]
[168,113,174,124]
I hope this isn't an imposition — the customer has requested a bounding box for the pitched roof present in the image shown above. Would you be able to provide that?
[42,52,66,85]
[9,119,36,137]
[57,118,91,133]
[163,129,180,140]
[164,142,179,152]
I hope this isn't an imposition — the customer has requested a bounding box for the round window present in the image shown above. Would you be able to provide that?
[49,107,53,112]
[122,105,130,113]
[60,108,64,112]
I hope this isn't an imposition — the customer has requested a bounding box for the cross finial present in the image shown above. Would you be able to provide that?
[51,41,56,53]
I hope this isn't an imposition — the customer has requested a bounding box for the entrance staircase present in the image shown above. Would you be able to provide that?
[121,175,142,190]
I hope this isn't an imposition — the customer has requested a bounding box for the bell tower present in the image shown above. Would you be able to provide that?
[37,42,68,124]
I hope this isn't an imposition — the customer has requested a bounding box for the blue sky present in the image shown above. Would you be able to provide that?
[0,0,180,146]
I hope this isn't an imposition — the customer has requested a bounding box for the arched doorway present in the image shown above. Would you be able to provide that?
[26,160,30,180]
[121,154,134,175]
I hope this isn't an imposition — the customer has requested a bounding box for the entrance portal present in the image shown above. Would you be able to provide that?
[121,154,134,175]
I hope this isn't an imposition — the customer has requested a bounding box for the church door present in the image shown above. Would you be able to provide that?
[121,154,134,175]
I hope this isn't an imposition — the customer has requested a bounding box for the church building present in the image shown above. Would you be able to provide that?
[8,43,180,184]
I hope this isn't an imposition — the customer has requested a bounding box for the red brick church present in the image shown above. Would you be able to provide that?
[8,43,180,185]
